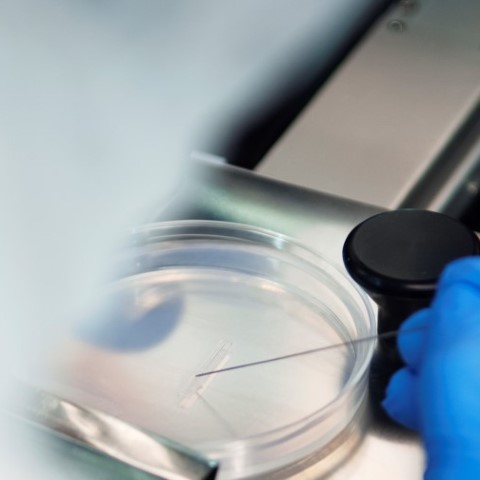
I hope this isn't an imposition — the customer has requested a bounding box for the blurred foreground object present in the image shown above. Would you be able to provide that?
[11,384,218,480]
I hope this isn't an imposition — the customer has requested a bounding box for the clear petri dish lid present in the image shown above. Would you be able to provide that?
[59,221,376,479]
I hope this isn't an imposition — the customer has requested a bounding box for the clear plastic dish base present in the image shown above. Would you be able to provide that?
[59,221,376,479]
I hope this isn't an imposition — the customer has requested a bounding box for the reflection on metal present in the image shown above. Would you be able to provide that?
[162,161,384,265]
[14,384,218,480]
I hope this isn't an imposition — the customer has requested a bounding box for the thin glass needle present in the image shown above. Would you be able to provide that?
[195,325,427,377]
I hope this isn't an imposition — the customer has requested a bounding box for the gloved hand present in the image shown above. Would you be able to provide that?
[383,257,480,479]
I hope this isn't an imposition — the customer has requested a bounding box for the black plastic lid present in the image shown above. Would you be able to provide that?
[343,210,480,298]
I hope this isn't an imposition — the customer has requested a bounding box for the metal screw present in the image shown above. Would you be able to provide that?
[400,0,419,15]
[466,182,479,196]
[388,19,406,33]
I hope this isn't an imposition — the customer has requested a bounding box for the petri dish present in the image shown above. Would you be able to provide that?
[58,221,376,479]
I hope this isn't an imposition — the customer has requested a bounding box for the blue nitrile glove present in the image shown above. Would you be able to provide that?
[383,257,480,480]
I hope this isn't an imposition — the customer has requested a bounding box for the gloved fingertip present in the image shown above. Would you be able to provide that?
[430,257,480,337]
[398,309,430,370]
[439,256,480,290]
[382,368,420,431]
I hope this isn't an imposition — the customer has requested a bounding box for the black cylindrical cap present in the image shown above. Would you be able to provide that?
[343,209,480,300]
[344,209,480,422]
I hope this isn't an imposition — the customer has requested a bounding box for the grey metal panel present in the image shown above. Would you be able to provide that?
[257,0,480,209]
[400,108,480,215]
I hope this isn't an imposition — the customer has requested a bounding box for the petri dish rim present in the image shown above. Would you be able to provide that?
[128,220,376,460]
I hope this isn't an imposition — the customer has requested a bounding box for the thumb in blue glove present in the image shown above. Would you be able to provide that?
[382,257,480,480]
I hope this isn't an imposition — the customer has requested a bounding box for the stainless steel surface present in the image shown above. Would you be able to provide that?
[15,384,218,480]
[160,161,425,479]
[400,110,480,216]
[167,162,384,265]
[257,0,480,209]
